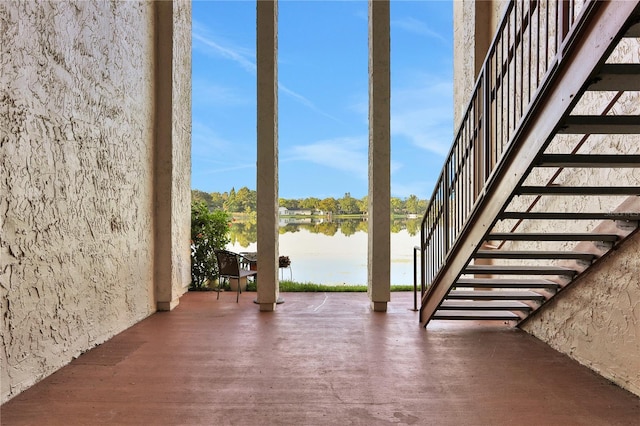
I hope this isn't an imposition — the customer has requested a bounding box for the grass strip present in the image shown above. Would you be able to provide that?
[246,280,414,292]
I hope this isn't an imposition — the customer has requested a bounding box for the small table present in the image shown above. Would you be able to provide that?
[239,252,285,304]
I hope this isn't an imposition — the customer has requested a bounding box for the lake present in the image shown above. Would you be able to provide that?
[227,218,421,285]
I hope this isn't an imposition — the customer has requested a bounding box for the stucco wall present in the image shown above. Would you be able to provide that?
[522,231,640,396]
[171,1,192,305]
[0,1,191,402]
[453,0,506,129]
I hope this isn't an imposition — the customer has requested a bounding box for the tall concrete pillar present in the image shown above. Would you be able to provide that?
[367,0,391,312]
[256,0,279,311]
[154,0,192,311]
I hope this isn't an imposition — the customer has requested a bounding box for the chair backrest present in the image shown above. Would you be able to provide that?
[215,250,240,278]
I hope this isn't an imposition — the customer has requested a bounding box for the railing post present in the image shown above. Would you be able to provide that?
[482,65,491,189]
[443,167,450,253]
[412,245,420,311]
[558,0,571,58]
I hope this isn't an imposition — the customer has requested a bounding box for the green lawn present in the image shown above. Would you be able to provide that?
[246,280,415,292]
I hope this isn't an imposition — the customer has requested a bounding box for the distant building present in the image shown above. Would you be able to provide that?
[278,207,323,216]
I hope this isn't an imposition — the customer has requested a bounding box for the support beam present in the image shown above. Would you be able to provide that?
[154,1,191,311]
[367,0,390,312]
[256,0,279,312]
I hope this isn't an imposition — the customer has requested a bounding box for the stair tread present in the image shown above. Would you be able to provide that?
[537,154,640,168]
[488,232,618,241]
[499,211,640,221]
[589,64,640,91]
[456,278,560,289]
[448,290,546,301]
[474,250,596,260]
[517,186,640,196]
[440,300,531,310]
[464,265,577,275]
[433,310,521,320]
[624,21,640,38]
[558,115,640,134]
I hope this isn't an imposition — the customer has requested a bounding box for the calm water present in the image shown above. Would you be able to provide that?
[227,218,421,285]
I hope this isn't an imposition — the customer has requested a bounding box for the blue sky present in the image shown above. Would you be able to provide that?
[192,0,453,200]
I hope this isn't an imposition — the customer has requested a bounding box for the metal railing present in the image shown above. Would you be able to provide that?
[420,1,589,292]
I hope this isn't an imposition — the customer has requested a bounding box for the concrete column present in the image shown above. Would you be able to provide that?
[256,0,279,311]
[367,0,391,312]
[154,1,192,312]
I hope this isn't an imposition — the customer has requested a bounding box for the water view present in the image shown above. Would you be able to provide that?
[227,217,421,286]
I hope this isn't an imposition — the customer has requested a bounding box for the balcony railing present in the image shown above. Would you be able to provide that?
[420,0,595,293]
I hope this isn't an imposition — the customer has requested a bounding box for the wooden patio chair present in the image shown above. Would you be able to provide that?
[214,250,258,302]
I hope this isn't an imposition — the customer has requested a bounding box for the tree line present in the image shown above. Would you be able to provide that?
[192,187,428,215]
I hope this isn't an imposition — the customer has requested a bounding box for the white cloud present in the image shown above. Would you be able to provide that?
[192,79,253,107]
[392,77,454,156]
[392,17,447,43]
[193,22,338,121]
[392,180,435,200]
[284,136,404,182]
[192,121,231,154]
[192,23,256,73]
[286,137,368,179]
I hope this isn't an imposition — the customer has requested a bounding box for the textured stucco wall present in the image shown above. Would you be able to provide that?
[154,0,192,310]
[452,0,475,128]
[0,1,191,402]
[521,232,640,397]
[453,0,506,129]
[171,1,192,304]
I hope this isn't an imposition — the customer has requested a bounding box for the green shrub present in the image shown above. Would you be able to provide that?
[191,201,231,290]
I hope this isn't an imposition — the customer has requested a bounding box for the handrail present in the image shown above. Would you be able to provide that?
[420,1,590,302]
[412,245,420,311]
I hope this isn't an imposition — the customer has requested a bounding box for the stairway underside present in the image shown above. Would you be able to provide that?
[420,1,640,327]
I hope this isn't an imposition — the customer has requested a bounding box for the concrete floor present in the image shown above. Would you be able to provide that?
[2,291,639,425]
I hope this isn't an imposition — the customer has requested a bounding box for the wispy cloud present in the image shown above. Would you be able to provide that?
[284,136,403,182]
[192,79,253,107]
[192,121,232,155]
[286,137,368,179]
[192,23,256,73]
[392,180,436,199]
[191,121,256,172]
[392,77,454,156]
[193,21,339,122]
[392,17,447,43]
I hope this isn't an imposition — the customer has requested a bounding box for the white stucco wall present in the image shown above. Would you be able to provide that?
[171,1,193,304]
[0,1,191,402]
[521,231,640,396]
[453,0,506,129]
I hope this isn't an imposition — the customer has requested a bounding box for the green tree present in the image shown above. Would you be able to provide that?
[405,194,420,214]
[191,201,231,290]
[299,197,320,210]
[224,187,239,212]
[209,192,226,210]
[318,197,338,213]
[235,186,256,212]
[357,196,368,213]
[279,198,300,210]
[391,197,404,214]
[192,190,213,208]
[338,192,360,214]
